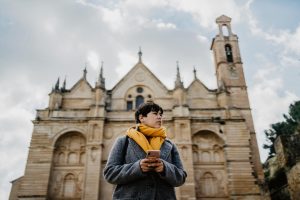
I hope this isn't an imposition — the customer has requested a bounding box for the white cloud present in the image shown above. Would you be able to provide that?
[87,50,100,70]
[169,0,242,29]
[77,0,244,33]
[115,51,137,78]
[247,12,289,44]
[279,54,300,71]
[151,19,177,30]
[249,61,299,161]
[0,75,47,200]
[246,1,300,56]
[101,7,124,31]
[243,3,300,161]
[44,20,57,35]
[156,22,177,30]
[124,0,168,9]
[196,34,209,43]
[286,26,300,55]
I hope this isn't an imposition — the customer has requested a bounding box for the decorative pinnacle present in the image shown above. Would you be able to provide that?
[97,61,105,89]
[83,62,87,80]
[61,76,66,92]
[176,61,180,79]
[55,77,60,91]
[193,66,197,79]
[138,46,142,62]
[175,61,184,88]
[100,61,104,78]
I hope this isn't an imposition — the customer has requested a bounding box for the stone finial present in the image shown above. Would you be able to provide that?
[175,61,184,89]
[83,64,87,80]
[55,77,60,91]
[61,76,66,92]
[97,61,105,89]
[138,46,142,63]
[193,66,197,80]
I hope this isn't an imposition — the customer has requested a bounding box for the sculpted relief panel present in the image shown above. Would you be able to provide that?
[48,132,86,199]
[192,130,228,199]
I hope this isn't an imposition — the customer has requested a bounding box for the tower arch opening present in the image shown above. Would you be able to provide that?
[225,44,233,63]
[222,25,230,36]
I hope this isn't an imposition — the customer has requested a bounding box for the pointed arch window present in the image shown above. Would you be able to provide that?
[225,44,233,62]
[135,95,144,108]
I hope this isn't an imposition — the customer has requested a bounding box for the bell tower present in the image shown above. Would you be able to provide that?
[211,15,245,86]
[211,15,264,184]
[211,15,250,109]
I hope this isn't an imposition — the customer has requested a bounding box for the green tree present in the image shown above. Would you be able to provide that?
[263,101,300,158]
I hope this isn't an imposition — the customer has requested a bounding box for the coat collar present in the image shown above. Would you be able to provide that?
[160,139,173,160]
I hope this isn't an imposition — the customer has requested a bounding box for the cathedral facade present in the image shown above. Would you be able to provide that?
[10,15,267,200]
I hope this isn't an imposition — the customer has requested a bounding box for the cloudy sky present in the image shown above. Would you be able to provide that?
[1,0,300,199]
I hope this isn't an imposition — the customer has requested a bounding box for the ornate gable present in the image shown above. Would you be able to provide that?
[186,79,217,108]
[67,78,93,99]
[111,62,169,98]
[187,79,212,98]
[108,59,173,110]
[59,78,94,109]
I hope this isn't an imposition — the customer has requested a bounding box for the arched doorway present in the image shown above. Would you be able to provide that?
[48,132,86,200]
[192,130,228,199]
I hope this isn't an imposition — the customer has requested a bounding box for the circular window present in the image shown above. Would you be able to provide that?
[137,87,143,93]
[128,94,132,98]
[148,95,152,98]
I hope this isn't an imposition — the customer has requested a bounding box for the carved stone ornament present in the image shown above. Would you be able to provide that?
[135,72,145,82]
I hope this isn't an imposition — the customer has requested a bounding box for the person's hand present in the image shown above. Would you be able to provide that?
[139,158,164,173]
[140,158,152,172]
[153,159,164,173]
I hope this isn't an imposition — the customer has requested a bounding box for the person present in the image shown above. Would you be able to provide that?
[103,102,187,200]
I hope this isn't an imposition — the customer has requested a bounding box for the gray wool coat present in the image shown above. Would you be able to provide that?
[103,136,187,200]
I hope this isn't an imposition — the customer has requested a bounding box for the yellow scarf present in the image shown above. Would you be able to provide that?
[126,124,167,152]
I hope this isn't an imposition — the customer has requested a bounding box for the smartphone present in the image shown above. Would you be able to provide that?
[146,150,160,160]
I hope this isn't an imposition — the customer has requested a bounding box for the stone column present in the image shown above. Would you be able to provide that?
[83,120,104,200]
[173,106,196,200]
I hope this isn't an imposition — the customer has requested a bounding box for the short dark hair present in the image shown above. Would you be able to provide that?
[135,102,163,123]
